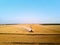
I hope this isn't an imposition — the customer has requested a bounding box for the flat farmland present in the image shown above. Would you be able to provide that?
[0,24,60,45]
[0,24,60,34]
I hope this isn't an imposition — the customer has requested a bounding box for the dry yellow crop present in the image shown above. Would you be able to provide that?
[0,24,60,45]
[0,24,60,34]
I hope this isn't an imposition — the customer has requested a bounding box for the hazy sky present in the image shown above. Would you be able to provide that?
[0,0,60,24]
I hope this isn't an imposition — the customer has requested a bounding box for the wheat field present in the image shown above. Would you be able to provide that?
[0,24,60,34]
[0,24,60,45]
